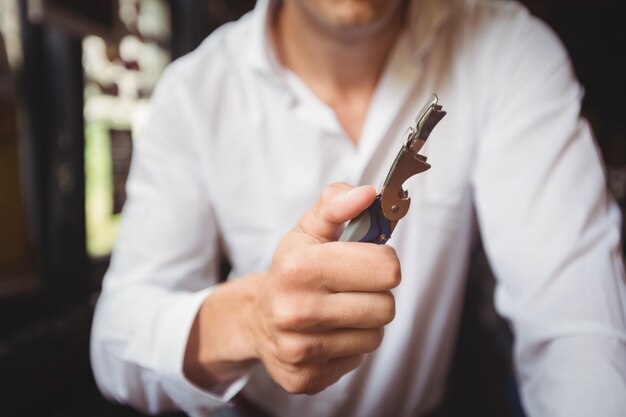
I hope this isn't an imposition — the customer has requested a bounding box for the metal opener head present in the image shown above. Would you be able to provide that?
[379,94,447,231]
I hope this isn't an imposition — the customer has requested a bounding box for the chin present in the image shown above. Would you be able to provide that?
[297,0,405,33]
[331,2,380,26]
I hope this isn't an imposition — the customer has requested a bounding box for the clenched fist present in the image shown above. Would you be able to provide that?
[184,183,402,395]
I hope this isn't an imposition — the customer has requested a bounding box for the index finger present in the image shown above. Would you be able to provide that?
[310,242,402,293]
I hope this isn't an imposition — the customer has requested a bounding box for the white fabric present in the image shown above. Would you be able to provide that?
[90,1,626,416]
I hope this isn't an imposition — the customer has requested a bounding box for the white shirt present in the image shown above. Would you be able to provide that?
[90,1,626,416]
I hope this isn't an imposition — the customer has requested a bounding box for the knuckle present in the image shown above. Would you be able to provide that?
[378,291,396,324]
[371,328,385,350]
[321,182,346,203]
[381,247,402,288]
[360,329,384,354]
[275,336,317,365]
[273,300,303,330]
[282,369,317,394]
[350,354,366,369]
[273,308,295,331]
[389,260,402,288]
[320,185,335,205]
[272,297,317,331]
[275,250,306,285]
[275,247,321,289]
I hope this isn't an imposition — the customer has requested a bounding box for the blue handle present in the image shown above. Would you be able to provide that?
[339,196,392,244]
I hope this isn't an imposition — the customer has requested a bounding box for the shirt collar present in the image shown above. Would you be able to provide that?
[406,0,460,60]
[242,0,458,78]
[241,0,283,78]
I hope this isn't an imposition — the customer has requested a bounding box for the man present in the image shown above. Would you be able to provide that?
[90,0,626,416]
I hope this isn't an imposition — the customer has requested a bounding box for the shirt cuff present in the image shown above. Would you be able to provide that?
[154,288,251,415]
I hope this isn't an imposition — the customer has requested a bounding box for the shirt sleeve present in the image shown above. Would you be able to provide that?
[470,11,626,417]
[90,63,248,416]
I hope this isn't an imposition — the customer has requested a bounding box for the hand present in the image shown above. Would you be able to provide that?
[183,183,401,394]
[248,183,401,394]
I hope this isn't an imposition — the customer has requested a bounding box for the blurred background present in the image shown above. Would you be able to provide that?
[0,0,623,416]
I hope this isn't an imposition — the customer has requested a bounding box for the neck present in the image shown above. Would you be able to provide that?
[271,2,406,142]
[274,3,405,96]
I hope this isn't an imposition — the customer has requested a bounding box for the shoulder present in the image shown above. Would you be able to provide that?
[154,10,258,107]
[457,0,538,29]
[145,9,268,137]
[418,0,569,86]
[436,0,574,106]
[453,0,567,63]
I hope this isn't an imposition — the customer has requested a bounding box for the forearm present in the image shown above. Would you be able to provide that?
[519,335,626,417]
[91,285,218,414]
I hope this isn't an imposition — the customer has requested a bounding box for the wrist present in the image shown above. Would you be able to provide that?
[211,272,263,363]
[183,273,263,388]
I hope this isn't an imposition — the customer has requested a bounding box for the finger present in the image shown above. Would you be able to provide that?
[308,355,365,394]
[317,291,396,329]
[296,183,376,243]
[276,328,384,366]
[280,291,396,331]
[271,242,400,295]
[301,355,364,394]
[311,242,402,292]
[317,328,384,359]
[272,354,364,395]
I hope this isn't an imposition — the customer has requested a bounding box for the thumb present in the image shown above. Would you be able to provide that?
[296,183,377,243]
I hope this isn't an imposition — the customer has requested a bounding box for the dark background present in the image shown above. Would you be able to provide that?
[0,0,624,416]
